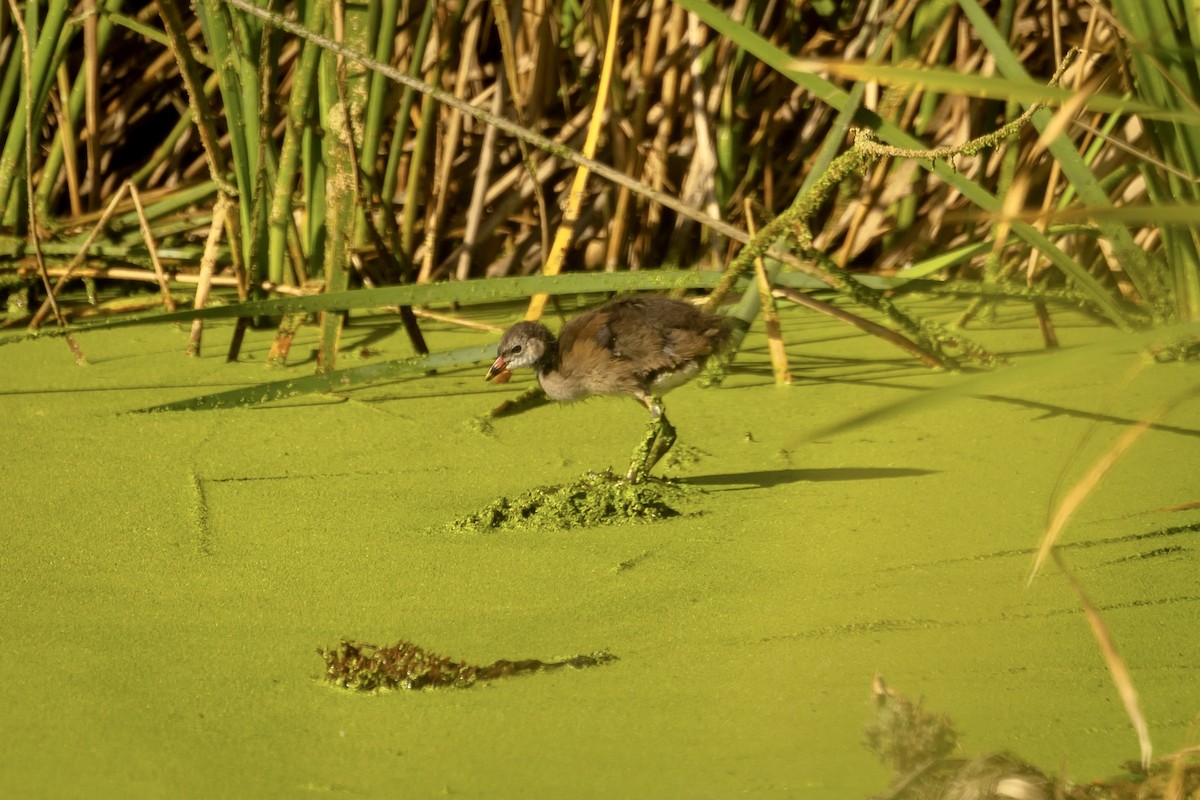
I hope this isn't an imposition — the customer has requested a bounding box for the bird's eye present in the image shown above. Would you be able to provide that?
[510,344,523,355]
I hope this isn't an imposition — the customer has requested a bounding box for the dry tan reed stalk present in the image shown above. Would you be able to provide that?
[432,109,590,278]
[490,0,550,269]
[1020,14,1102,345]
[428,3,482,282]
[771,286,943,368]
[1052,549,1153,770]
[1031,351,1148,582]
[29,181,130,329]
[1165,750,1190,800]
[223,0,755,257]
[8,0,1181,315]
[34,265,307,295]
[646,4,685,239]
[51,68,83,217]
[745,199,791,384]
[480,106,594,205]
[834,15,908,269]
[128,182,177,312]
[458,81,503,281]
[672,11,721,269]
[406,307,504,332]
[188,195,231,357]
[605,0,669,272]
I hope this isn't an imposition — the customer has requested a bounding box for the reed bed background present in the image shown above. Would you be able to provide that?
[1,0,1198,373]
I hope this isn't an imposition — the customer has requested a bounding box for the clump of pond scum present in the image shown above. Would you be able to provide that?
[447,469,689,533]
[318,638,615,691]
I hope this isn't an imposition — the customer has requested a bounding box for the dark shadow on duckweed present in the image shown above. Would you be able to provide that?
[318,639,616,692]
[686,466,937,489]
[447,470,693,533]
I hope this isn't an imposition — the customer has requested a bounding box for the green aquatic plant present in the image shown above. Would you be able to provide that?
[447,470,690,534]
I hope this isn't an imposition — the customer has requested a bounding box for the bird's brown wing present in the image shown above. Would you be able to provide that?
[549,306,644,398]
[601,297,727,372]
[555,297,727,392]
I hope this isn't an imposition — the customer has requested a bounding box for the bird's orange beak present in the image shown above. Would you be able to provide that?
[485,356,511,383]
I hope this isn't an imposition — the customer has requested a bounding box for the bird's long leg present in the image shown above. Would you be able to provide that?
[626,395,675,482]
[645,408,676,474]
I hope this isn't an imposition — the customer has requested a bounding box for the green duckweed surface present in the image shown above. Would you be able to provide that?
[1,297,1197,798]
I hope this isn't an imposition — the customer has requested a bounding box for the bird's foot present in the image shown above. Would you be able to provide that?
[625,412,677,483]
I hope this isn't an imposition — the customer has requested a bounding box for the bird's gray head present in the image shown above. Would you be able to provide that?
[485,321,555,381]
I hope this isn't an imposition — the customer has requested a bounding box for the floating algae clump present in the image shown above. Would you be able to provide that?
[865,675,1200,800]
[448,469,688,533]
[318,638,616,692]
[865,674,959,774]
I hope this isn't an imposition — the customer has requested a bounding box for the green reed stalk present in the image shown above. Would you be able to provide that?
[400,4,464,266]
[958,0,1171,321]
[267,0,326,287]
[381,0,435,244]
[35,0,124,216]
[0,0,70,223]
[315,0,371,373]
[1108,0,1200,322]
[354,0,396,248]
[196,0,257,264]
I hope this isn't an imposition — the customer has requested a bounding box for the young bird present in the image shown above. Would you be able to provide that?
[486,295,730,482]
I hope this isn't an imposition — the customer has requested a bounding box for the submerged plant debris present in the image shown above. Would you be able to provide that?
[866,675,1200,800]
[865,674,959,775]
[318,639,616,692]
[447,469,689,533]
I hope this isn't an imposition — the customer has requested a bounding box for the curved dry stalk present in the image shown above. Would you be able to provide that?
[1029,377,1196,582]
[771,286,943,368]
[1052,549,1153,770]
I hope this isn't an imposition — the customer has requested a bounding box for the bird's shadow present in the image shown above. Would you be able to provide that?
[684,466,937,490]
